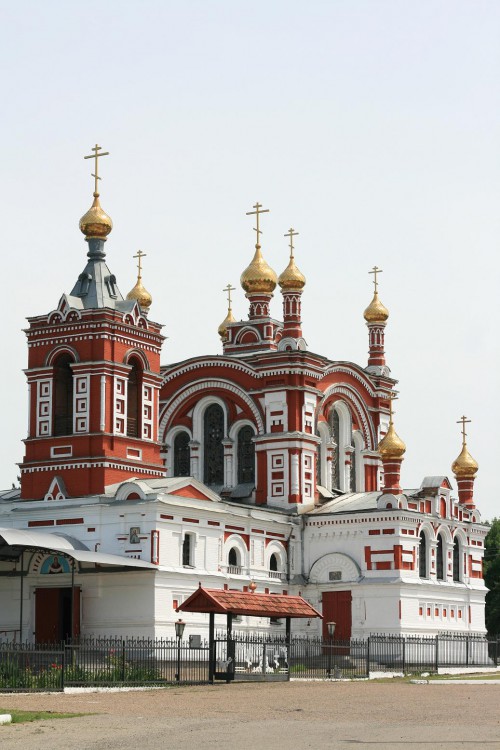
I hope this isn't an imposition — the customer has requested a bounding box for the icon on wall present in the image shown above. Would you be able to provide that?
[129,527,141,544]
[40,555,71,575]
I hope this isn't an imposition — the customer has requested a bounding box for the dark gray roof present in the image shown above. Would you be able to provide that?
[0,488,21,501]
[68,237,135,311]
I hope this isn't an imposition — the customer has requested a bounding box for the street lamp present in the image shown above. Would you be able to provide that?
[175,619,186,683]
[327,622,336,679]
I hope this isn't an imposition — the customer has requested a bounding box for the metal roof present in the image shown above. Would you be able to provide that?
[0,527,156,569]
[178,586,322,619]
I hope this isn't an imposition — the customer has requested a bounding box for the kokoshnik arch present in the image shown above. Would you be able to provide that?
[0,149,487,643]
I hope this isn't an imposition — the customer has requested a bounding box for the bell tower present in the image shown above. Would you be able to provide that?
[20,146,166,500]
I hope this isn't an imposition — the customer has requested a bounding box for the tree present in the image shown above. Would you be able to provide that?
[484,518,500,635]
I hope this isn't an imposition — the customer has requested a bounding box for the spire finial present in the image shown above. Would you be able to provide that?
[284,228,299,259]
[79,144,113,241]
[223,283,236,312]
[246,202,269,247]
[84,144,110,197]
[364,265,389,326]
[369,265,383,295]
[126,250,152,312]
[133,250,147,282]
[218,283,237,341]
[457,415,471,447]
[389,393,398,423]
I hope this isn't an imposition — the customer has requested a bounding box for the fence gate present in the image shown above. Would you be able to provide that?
[213,632,289,682]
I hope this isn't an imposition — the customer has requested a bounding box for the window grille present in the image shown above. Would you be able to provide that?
[436,534,444,580]
[237,426,255,484]
[419,532,428,578]
[182,534,193,567]
[203,404,224,485]
[127,360,141,438]
[453,538,460,582]
[174,432,191,476]
[54,354,74,437]
[330,409,340,489]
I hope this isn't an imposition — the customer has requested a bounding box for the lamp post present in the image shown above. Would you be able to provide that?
[175,618,186,683]
[327,621,336,679]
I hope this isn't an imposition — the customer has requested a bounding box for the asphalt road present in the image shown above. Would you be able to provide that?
[1,680,499,750]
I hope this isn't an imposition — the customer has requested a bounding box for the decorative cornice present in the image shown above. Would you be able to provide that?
[161,357,258,384]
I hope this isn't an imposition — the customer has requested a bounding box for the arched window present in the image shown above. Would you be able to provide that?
[174,432,191,477]
[316,429,322,486]
[237,426,255,484]
[54,354,74,436]
[270,553,278,571]
[350,448,357,493]
[203,404,224,485]
[127,359,142,438]
[182,533,194,567]
[419,532,428,578]
[228,547,241,573]
[330,409,340,489]
[453,538,461,582]
[436,534,444,580]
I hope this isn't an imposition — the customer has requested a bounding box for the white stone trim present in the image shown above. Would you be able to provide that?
[266,541,287,573]
[318,383,375,451]
[164,426,193,477]
[224,534,248,570]
[159,379,265,437]
[113,376,127,436]
[100,375,106,431]
[228,419,256,487]
[161,358,258,385]
[73,374,90,433]
[36,379,52,437]
[309,552,361,583]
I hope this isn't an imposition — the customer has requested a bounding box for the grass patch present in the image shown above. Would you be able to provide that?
[0,708,85,724]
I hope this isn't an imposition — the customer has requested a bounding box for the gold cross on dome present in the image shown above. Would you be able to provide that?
[223,283,236,310]
[284,228,299,258]
[84,144,110,196]
[389,392,398,420]
[133,250,146,279]
[457,415,471,444]
[369,265,383,294]
[246,202,269,245]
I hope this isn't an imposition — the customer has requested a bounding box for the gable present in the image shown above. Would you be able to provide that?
[171,484,214,501]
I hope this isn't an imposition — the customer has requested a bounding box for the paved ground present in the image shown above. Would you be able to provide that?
[1,681,499,750]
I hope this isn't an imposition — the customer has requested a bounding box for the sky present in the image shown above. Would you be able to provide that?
[0,1,498,519]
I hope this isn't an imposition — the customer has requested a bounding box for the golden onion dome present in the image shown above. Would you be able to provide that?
[278,253,306,291]
[378,421,406,460]
[240,245,277,295]
[79,193,113,239]
[452,444,479,478]
[126,276,152,312]
[218,307,236,341]
[364,292,389,324]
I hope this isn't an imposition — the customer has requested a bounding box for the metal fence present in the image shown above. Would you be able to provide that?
[0,637,209,692]
[289,634,499,679]
[0,634,498,691]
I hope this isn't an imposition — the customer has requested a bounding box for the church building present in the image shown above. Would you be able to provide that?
[0,149,488,643]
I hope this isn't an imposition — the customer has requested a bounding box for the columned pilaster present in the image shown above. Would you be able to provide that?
[189,440,201,481]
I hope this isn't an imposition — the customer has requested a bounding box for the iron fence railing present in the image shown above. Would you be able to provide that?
[0,634,497,692]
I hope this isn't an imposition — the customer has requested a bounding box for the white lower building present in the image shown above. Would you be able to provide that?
[0,474,487,643]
